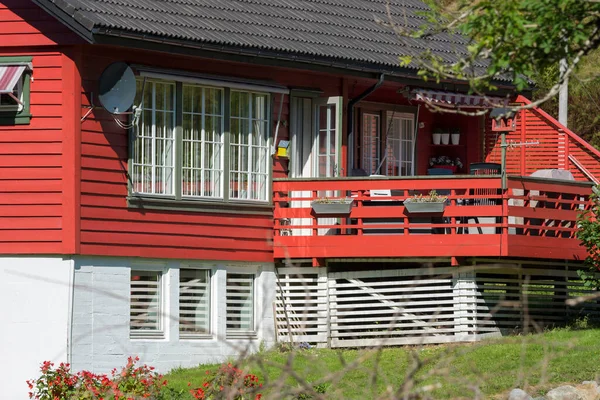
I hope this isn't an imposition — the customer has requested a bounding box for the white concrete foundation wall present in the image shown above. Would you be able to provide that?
[0,257,73,400]
[71,256,276,374]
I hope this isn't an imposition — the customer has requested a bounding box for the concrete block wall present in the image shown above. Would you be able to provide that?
[70,256,276,374]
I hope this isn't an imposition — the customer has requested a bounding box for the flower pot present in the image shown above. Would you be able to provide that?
[403,200,446,213]
[432,133,441,145]
[441,133,450,145]
[311,199,353,215]
[451,133,460,145]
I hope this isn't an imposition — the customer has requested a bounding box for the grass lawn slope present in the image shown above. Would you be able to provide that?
[165,327,600,399]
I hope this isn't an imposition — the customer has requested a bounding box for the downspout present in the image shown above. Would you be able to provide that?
[347,74,385,174]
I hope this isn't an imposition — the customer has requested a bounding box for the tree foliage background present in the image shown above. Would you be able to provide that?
[413,0,600,149]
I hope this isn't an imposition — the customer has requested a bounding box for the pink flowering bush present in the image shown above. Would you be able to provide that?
[27,356,168,400]
[189,363,263,400]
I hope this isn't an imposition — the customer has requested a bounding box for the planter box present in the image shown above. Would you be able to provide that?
[404,200,445,214]
[311,199,353,215]
[432,165,457,173]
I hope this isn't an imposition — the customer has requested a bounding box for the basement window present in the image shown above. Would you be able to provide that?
[0,56,32,125]
[130,269,165,339]
[226,273,256,337]
[179,268,212,338]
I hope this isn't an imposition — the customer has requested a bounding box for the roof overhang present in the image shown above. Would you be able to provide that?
[30,0,519,94]
[90,31,517,94]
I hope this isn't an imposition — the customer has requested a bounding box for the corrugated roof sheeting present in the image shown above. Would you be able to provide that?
[44,0,488,73]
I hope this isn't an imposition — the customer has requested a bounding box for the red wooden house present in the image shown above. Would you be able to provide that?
[1,0,600,397]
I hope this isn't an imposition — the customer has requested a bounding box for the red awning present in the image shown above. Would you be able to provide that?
[413,89,510,108]
[0,64,28,94]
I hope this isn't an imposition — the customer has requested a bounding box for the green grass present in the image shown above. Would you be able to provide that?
[165,328,600,399]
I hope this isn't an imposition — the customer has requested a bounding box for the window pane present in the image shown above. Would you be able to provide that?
[386,114,415,176]
[362,114,380,175]
[205,88,222,115]
[230,91,269,201]
[179,269,210,335]
[231,91,249,118]
[253,94,268,120]
[182,84,224,198]
[131,79,175,195]
[183,85,193,113]
[130,270,162,337]
[226,273,254,333]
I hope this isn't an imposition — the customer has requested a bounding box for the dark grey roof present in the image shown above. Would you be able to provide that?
[34,0,483,74]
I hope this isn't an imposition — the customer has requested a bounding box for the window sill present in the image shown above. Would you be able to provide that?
[0,112,31,125]
[179,334,214,340]
[130,333,166,341]
[226,331,258,340]
[127,195,273,215]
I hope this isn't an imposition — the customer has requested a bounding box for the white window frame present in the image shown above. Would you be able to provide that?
[385,112,416,176]
[181,84,225,199]
[313,97,342,178]
[130,70,286,205]
[229,91,270,201]
[129,267,166,340]
[225,272,256,337]
[178,267,212,339]
[132,80,176,196]
[360,109,416,177]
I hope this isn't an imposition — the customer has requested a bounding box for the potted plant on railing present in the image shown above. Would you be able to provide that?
[311,197,354,215]
[403,190,448,213]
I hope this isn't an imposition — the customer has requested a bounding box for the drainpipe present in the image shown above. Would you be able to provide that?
[347,74,385,174]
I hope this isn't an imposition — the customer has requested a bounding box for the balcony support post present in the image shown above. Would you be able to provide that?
[501,188,510,257]
[452,267,477,341]
[501,131,507,190]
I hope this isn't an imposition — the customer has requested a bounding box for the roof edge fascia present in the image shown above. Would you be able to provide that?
[92,30,516,95]
[31,0,95,43]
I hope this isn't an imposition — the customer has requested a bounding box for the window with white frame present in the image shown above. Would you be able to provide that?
[179,268,211,336]
[386,112,415,176]
[360,110,415,176]
[132,80,175,195]
[316,104,338,178]
[182,85,224,198]
[130,269,164,338]
[131,77,272,203]
[226,273,255,335]
[230,91,270,201]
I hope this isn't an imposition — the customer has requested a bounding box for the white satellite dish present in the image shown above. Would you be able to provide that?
[98,62,136,114]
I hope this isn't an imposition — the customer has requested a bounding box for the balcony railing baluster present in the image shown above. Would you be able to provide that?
[273,175,593,261]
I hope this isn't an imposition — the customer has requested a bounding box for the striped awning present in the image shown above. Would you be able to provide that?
[413,89,510,108]
[0,63,31,94]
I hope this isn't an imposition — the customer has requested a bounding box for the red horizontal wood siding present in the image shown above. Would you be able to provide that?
[484,108,561,176]
[77,45,345,262]
[0,0,81,47]
[0,46,65,252]
[0,1,85,254]
[485,98,600,182]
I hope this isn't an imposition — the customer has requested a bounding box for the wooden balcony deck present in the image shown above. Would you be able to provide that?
[273,176,593,263]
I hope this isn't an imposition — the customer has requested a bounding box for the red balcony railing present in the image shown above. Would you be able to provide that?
[273,176,592,263]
